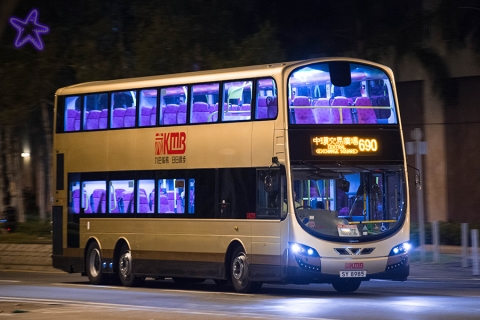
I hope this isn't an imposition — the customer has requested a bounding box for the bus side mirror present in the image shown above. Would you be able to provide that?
[414,173,422,190]
[337,178,350,193]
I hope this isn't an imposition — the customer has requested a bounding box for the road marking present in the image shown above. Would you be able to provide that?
[0,280,20,283]
[0,297,338,320]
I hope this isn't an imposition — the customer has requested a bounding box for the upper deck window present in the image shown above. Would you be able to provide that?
[110,91,136,129]
[288,62,397,125]
[222,81,252,122]
[84,93,108,131]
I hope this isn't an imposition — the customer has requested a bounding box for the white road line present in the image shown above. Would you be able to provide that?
[0,297,338,320]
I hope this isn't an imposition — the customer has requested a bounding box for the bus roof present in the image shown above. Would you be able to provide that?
[55,57,391,96]
[56,61,296,96]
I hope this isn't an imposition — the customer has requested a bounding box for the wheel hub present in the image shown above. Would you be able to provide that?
[88,248,101,278]
[232,254,247,281]
[119,250,132,278]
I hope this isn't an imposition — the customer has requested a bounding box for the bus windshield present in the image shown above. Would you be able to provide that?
[292,164,405,242]
[288,62,397,125]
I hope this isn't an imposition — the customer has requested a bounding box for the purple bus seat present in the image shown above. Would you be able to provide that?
[74,111,81,131]
[177,103,187,124]
[99,109,108,129]
[159,194,171,213]
[256,96,268,119]
[138,194,151,213]
[66,109,78,131]
[293,96,310,106]
[90,189,106,213]
[150,107,157,126]
[71,189,86,213]
[163,104,179,125]
[266,96,277,119]
[112,108,126,128]
[191,102,210,123]
[293,96,314,124]
[310,187,320,198]
[313,98,332,124]
[110,189,125,213]
[167,192,182,213]
[331,96,353,124]
[124,107,136,127]
[85,110,101,130]
[122,191,135,213]
[149,189,155,211]
[354,97,377,124]
[374,95,392,119]
[140,106,152,126]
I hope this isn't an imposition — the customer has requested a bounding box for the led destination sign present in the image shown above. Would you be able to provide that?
[311,136,379,155]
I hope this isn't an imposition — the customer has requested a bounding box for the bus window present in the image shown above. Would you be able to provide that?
[256,169,281,219]
[109,180,134,214]
[288,63,397,125]
[64,96,81,132]
[137,179,155,214]
[84,93,108,131]
[188,178,195,214]
[190,83,219,124]
[222,81,252,122]
[157,179,185,214]
[139,89,157,127]
[256,78,278,120]
[81,180,107,214]
[69,179,81,214]
[160,86,187,126]
[111,91,136,129]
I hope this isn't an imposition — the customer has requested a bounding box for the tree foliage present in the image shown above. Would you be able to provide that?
[1,0,480,220]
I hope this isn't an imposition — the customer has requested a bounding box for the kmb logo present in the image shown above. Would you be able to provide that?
[155,132,186,155]
[345,262,364,269]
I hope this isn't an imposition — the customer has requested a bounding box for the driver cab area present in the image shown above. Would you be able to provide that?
[291,165,405,240]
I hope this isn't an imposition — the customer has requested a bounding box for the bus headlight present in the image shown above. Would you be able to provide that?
[289,242,321,272]
[389,242,411,256]
[289,242,320,257]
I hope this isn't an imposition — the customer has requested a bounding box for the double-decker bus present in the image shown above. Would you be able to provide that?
[52,58,410,293]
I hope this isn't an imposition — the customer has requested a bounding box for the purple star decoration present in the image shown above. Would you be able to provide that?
[9,9,49,50]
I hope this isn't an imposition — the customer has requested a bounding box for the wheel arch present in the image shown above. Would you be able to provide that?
[224,239,246,279]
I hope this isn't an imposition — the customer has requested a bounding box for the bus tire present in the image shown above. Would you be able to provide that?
[118,244,142,287]
[331,279,361,293]
[230,246,262,293]
[86,242,107,285]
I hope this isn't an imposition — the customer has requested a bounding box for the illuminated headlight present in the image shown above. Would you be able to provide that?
[389,242,411,256]
[289,242,320,257]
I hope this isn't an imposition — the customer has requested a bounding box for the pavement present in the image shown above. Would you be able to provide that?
[0,243,479,280]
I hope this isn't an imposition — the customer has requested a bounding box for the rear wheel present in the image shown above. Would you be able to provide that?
[118,244,143,287]
[230,246,262,293]
[332,279,361,293]
[86,242,107,285]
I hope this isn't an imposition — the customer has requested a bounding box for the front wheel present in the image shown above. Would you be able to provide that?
[118,244,143,287]
[230,246,262,293]
[86,242,107,285]
[332,279,361,293]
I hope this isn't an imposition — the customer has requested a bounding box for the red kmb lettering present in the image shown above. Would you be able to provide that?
[155,132,186,155]
[345,263,364,269]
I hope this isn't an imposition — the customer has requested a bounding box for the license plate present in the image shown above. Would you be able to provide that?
[339,271,367,278]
